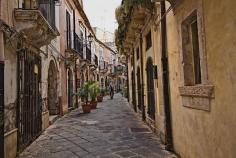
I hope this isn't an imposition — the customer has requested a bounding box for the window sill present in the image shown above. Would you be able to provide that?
[179,85,214,111]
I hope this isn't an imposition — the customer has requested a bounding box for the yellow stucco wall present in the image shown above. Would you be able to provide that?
[165,0,236,158]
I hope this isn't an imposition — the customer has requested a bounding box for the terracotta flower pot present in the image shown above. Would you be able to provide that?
[82,103,91,113]
[90,101,98,109]
[97,96,103,102]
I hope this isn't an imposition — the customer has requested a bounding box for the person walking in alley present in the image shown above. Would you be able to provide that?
[109,82,114,99]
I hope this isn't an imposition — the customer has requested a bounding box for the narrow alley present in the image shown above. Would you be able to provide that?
[19,95,175,158]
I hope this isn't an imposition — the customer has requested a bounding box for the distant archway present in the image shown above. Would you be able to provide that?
[101,78,104,88]
[80,72,85,87]
[48,61,58,115]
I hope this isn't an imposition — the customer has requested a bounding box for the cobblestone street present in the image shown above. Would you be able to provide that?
[19,94,175,158]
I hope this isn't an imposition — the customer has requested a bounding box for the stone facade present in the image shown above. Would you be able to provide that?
[1,0,121,157]
[118,0,236,158]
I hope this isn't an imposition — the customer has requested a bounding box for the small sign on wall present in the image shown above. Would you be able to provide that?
[34,64,39,75]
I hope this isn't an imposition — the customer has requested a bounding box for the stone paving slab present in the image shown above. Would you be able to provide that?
[18,94,176,158]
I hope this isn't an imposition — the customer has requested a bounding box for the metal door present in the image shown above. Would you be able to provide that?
[0,62,4,157]
[137,67,142,110]
[146,58,155,119]
[17,49,42,150]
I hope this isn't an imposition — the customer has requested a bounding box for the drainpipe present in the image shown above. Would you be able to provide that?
[132,51,137,112]
[0,61,4,158]
[160,1,173,150]
[73,10,78,107]
[126,62,130,102]
[140,34,146,121]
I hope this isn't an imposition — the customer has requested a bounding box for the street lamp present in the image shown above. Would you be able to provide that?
[88,33,93,48]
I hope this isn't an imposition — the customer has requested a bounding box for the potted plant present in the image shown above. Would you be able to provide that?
[89,82,100,109]
[77,81,93,113]
[97,88,105,102]
[122,86,128,98]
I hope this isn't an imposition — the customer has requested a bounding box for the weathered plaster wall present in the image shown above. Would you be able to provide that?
[40,47,61,113]
[0,32,4,61]
[4,45,17,133]
[165,0,236,157]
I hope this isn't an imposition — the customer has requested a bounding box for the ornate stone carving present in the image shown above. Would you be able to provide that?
[4,103,16,133]
[179,85,214,98]
[179,85,214,111]
[14,9,59,48]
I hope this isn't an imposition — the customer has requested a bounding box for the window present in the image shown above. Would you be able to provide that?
[136,47,140,60]
[180,10,214,112]
[181,10,201,86]
[66,11,71,48]
[146,31,152,51]
[191,20,201,84]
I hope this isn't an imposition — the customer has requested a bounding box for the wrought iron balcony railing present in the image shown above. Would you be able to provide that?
[19,0,57,31]
[15,0,60,47]
[99,61,109,72]
[65,31,83,57]
[94,55,98,66]
[86,46,91,62]
[74,33,83,56]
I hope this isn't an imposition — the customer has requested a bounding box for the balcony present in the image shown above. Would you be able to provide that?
[109,66,117,77]
[85,46,92,62]
[65,31,83,60]
[94,55,98,66]
[90,54,98,71]
[99,61,108,73]
[14,0,59,47]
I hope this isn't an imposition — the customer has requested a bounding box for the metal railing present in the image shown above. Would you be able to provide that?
[73,33,83,56]
[65,31,84,57]
[111,66,117,74]
[94,55,98,66]
[99,61,108,70]
[86,46,91,62]
[19,0,57,31]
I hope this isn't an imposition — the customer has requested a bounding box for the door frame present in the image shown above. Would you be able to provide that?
[17,49,42,151]
[0,61,4,158]
[146,57,155,120]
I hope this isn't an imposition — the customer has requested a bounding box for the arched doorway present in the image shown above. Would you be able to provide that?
[146,58,155,119]
[68,69,73,108]
[80,72,84,87]
[131,71,137,111]
[85,70,88,81]
[48,61,58,115]
[101,78,104,88]
[137,67,142,110]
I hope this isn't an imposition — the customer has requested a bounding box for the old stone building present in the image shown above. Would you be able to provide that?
[116,0,236,158]
[1,1,60,157]
[0,0,121,157]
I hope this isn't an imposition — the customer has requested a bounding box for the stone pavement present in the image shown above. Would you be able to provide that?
[19,94,176,158]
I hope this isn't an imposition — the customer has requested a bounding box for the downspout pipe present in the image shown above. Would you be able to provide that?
[160,1,173,150]
[73,10,78,107]
[0,61,4,158]
[140,34,146,121]
[132,51,137,112]
[127,63,130,102]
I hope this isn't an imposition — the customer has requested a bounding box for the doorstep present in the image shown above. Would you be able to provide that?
[49,115,60,125]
